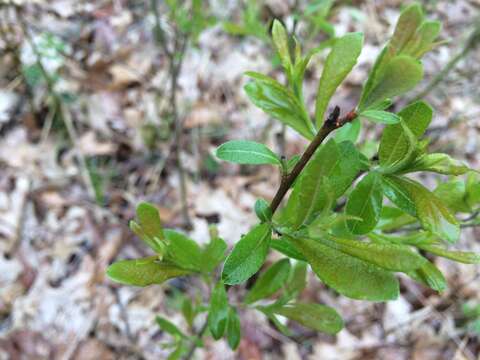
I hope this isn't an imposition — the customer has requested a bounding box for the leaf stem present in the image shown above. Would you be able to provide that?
[269,107,356,214]
[183,320,208,360]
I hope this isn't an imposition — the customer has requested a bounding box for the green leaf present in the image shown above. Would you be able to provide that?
[272,303,343,334]
[281,139,367,228]
[222,223,272,285]
[417,244,480,264]
[403,20,442,58]
[285,261,308,295]
[466,173,480,208]
[226,307,241,350]
[201,236,227,273]
[130,220,166,255]
[359,55,424,111]
[245,259,291,304]
[272,19,291,72]
[290,41,324,101]
[166,343,185,360]
[244,72,315,139]
[181,297,195,328]
[215,140,281,165]
[381,174,417,216]
[289,236,399,301]
[106,256,191,287]
[334,118,361,143]
[312,234,427,272]
[156,316,186,339]
[255,198,273,222]
[390,3,424,53]
[164,230,203,272]
[360,110,401,124]
[434,179,471,213]
[131,202,166,253]
[402,153,472,176]
[346,172,383,234]
[384,176,459,243]
[379,101,433,167]
[261,311,292,336]
[271,237,307,261]
[406,260,446,292]
[137,202,165,240]
[207,281,229,340]
[315,32,363,127]
[377,206,417,231]
[286,155,301,172]
[368,231,433,247]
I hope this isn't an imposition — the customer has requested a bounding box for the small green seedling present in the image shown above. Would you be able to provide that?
[108,4,480,359]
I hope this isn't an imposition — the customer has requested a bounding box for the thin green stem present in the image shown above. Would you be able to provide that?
[183,321,208,360]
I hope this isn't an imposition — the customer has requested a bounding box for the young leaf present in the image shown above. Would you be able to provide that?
[402,153,472,176]
[281,139,367,228]
[466,173,480,208]
[289,236,399,301]
[359,110,401,124]
[314,234,427,272]
[222,223,272,285]
[137,202,165,240]
[106,257,191,287]
[131,202,166,253]
[359,55,423,111]
[261,311,292,336]
[403,20,442,58]
[215,140,281,165]
[271,19,291,72]
[181,297,195,328]
[434,179,472,213]
[226,307,241,350]
[244,72,315,139]
[245,258,291,304]
[334,118,361,143]
[156,316,186,339]
[390,3,424,53]
[384,176,459,243]
[130,220,165,255]
[315,32,363,127]
[346,172,384,234]
[271,237,307,261]
[254,198,273,222]
[381,174,417,216]
[201,236,227,273]
[379,101,433,167]
[207,281,229,340]
[285,261,308,295]
[272,303,343,334]
[417,244,480,264]
[406,260,446,292]
[166,343,185,360]
[164,230,203,272]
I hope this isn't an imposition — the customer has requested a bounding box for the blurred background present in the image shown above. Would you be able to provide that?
[0,0,479,359]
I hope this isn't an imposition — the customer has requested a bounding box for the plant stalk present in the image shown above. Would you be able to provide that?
[183,320,208,360]
[269,107,356,214]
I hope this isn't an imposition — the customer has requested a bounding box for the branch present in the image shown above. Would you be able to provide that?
[269,107,357,214]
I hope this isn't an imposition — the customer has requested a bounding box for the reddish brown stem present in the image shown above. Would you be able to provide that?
[269,108,357,214]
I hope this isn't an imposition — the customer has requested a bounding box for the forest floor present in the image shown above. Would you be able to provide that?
[0,0,480,359]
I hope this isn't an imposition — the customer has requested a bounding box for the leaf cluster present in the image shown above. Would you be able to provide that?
[107,4,480,357]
